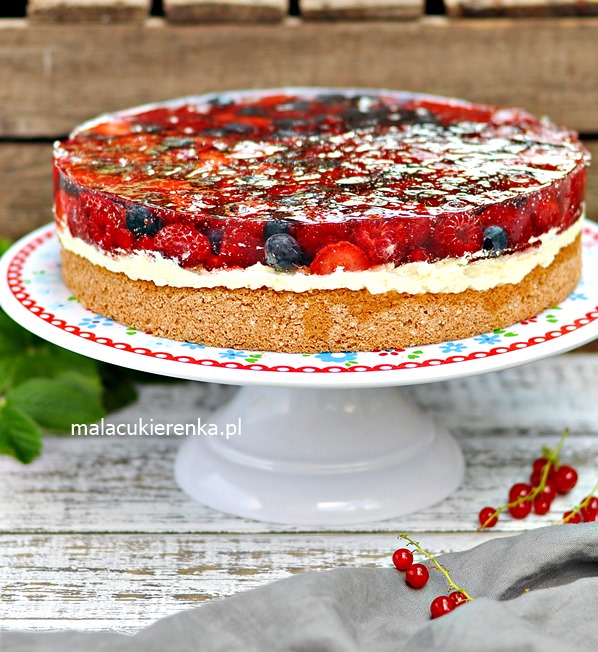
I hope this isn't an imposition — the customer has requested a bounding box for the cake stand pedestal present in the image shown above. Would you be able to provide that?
[2,224,598,525]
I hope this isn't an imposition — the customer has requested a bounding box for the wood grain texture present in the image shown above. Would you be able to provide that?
[300,0,423,20]
[27,0,152,23]
[2,18,598,136]
[1,355,597,631]
[163,0,287,23]
[1,140,597,240]
[445,0,598,18]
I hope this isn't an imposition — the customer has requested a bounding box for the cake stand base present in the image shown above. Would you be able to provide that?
[175,386,463,525]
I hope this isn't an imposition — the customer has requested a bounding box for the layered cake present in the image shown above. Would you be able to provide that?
[54,89,589,353]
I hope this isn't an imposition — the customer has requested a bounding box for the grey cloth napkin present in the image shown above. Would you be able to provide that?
[3,524,598,652]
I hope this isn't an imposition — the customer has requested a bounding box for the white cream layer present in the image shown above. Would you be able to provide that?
[58,217,583,295]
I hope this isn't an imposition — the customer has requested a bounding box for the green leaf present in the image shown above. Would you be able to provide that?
[0,402,43,463]
[0,355,23,393]
[11,346,102,394]
[99,364,138,413]
[7,378,105,432]
[0,310,36,354]
[0,238,12,257]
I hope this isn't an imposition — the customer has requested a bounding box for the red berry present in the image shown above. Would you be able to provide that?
[509,483,532,501]
[352,221,402,265]
[530,470,543,487]
[581,496,598,522]
[478,507,498,528]
[531,457,549,473]
[432,213,483,259]
[218,224,265,269]
[392,548,414,572]
[508,500,532,519]
[533,495,551,516]
[82,192,127,251]
[405,564,429,589]
[448,591,468,607]
[563,510,582,524]
[405,247,431,263]
[310,241,370,275]
[154,223,210,267]
[430,596,455,619]
[538,480,558,504]
[555,465,578,495]
[295,223,351,260]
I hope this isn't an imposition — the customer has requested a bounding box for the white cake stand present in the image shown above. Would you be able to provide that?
[2,223,598,525]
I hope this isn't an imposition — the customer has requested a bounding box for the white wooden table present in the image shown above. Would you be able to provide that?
[1,353,597,633]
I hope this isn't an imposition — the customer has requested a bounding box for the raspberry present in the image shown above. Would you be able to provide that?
[82,192,127,251]
[394,218,433,249]
[295,223,351,260]
[530,189,561,236]
[219,224,265,268]
[432,213,483,259]
[154,223,210,267]
[351,221,402,265]
[310,241,370,275]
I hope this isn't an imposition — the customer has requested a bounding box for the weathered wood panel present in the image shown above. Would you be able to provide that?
[1,18,598,136]
[27,0,152,23]
[445,0,598,18]
[1,139,597,240]
[300,0,423,20]
[0,531,510,632]
[163,0,287,22]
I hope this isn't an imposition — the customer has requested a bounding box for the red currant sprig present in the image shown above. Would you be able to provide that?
[479,428,573,529]
[395,533,473,619]
[557,480,598,524]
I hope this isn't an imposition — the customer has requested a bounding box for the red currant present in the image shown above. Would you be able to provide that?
[392,548,414,571]
[479,507,498,528]
[449,591,468,607]
[581,496,598,522]
[555,465,578,494]
[509,483,532,501]
[405,564,429,589]
[531,457,555,479]
[530,470,543,487]
[563,510,582,524]
[430,595,455,619]
[539,480,558,504]
[508,500,532,519]
[533,495,551,516]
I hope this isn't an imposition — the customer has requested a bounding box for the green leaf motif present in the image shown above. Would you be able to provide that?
[7,378,106,432]
[0,403,43,464]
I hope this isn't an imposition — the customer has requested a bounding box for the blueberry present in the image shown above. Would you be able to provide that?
[237,106,268,117]
[224,122,254,135]
[126,205,164,238]
[59,172,80,197]
[264,220,292,240]
[206,227,223,255]
[483,226,509,256]
[265,233,303,271]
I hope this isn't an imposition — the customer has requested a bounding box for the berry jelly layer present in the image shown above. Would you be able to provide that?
[54,88,589,287]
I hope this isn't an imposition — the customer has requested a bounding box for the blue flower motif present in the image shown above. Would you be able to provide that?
[78,316,114,329]
[473,334,501,346]
[439,341,468,353]
[218,349,248,360]
[182,342,205,350]
[314,351,357,363]
[568,291,587,301]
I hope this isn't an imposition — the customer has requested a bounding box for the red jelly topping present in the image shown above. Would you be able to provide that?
[54,89,589,272]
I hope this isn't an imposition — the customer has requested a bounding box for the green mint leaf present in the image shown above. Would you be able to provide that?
[0,238,12,257]
[99,364,138,413]
[0,355,23,393]
[7,378,106,432]
[0,310,35,354]
[11,346,102,395]
[0,402,43,464]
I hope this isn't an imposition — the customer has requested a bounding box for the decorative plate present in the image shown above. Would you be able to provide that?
[1,223,597,388]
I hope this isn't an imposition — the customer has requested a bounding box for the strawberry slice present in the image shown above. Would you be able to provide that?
[154,223,210,267]
[310,241,370,275]
[432,213,483,259]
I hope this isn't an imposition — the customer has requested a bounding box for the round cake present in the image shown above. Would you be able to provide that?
[53,89,589,353]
